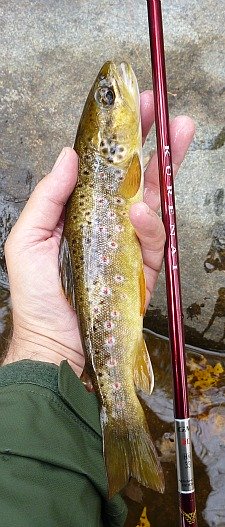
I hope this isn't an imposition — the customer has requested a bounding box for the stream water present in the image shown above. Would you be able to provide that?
[1,286,225,526]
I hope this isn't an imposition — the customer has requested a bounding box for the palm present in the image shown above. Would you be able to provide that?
[5,91,194,374]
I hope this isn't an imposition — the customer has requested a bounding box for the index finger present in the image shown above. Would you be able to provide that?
[140,90,155,145]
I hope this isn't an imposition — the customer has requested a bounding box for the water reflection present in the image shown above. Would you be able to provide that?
[124,330,225,527]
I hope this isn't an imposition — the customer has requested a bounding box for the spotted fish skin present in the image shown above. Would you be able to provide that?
[61,61,164,498]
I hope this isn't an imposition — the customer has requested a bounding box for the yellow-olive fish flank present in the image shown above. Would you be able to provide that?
[60,61,164,497]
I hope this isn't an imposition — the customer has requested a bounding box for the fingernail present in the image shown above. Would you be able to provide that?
[52,149,67,171]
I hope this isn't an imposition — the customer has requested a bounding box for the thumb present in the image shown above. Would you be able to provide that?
[12,147,78,241]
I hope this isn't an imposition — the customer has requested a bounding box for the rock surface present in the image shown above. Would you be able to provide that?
[0,0,225,350]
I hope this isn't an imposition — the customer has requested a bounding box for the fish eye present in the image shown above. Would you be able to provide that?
[95,86,115,108]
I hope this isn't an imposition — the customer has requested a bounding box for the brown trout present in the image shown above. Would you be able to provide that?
[60,61,164,497]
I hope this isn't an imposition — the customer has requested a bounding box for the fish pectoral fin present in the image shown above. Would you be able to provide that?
[134,338,154,395]
[59,236,76,310]
[119,153,141,199]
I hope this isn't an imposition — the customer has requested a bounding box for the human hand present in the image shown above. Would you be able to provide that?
[4,91,195,376]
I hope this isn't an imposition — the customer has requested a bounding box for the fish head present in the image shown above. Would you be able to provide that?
[75,61,141,166]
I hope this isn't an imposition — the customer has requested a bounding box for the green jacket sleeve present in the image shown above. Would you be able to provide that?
[0,359,127,527]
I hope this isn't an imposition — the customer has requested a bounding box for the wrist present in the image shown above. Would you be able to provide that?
[4,327,84,378]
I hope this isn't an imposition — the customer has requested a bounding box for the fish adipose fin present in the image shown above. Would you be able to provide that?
[119,154,141,199]
[134,338,154,395]
[101,408,165,499]
[59,236,76,309]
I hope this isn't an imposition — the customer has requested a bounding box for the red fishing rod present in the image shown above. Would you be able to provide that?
[146,1,198,526]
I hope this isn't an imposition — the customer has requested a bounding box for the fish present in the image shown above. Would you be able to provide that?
[60,61,164,498]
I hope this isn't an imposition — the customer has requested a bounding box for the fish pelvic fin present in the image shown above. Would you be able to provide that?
[134,338,154,395]
[101,408,165,499]
[59,236,76,309]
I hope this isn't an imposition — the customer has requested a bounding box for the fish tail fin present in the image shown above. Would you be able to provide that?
[101,409,165,499]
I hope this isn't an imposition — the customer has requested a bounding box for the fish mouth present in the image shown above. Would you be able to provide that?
[118,62,140,111]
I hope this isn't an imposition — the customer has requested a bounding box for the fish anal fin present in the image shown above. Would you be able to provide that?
[134,338,154,395]
[59,236,76,309]
[140,266,146,316]
[119,154,141,199]
[101,407,164,499]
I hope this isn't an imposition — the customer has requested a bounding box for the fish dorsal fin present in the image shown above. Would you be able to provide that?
[139,265,146,316]
[119,153,141,199]
[134,338,154,395]
[59,236,76,310]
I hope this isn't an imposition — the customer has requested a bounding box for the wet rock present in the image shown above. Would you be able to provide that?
[1,0,224,351]
[147,147,225,351]
[0,196,22,288]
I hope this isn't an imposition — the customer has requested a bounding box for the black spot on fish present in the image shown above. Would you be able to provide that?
[110,147,116,155]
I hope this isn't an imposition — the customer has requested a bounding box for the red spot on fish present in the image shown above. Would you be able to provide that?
[105,335,116,347]
[104,320,115,331]
[97,224,107,234]
[116,401,125,411]
[107,358,118,368]
[107,210,117,220]
[113,382,122,391]
[114,274,124,283]
[115,224,124,233]
[97,197,108,206]
[100,286,112,297]
[100,254,110,265]
[108,241,118,250]
[111,310,120,319]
